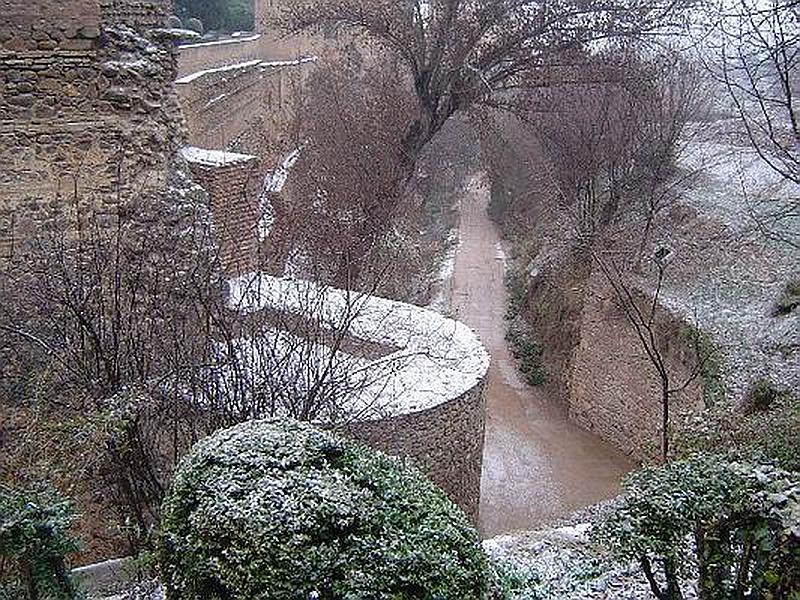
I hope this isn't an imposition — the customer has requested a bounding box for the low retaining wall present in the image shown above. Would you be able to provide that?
[568,270,703,461]
[347,377,487,522]
[176,34,262,77]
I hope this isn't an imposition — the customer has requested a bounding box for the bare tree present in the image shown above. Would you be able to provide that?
[273,52,441,292]
[281,0,691,174]
[701,0,799,184]
[508,49,707,245]
[591,250,712,462]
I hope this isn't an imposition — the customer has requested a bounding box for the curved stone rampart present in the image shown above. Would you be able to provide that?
[346,379,486,522]
[228,273,491,521]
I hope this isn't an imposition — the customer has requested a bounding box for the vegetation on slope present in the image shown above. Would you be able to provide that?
[0,484,79,600]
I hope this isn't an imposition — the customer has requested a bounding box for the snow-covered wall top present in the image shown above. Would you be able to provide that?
[227,272,491,419]
[181,146,257,167]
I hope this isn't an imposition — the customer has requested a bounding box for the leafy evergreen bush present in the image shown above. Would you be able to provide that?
[0,484,78,600]
[594,455,800,600]
[505,322,546,386]
[158,419,490,599]
[174,0,254,33]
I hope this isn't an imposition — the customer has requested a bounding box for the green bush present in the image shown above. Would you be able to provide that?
[677,324,726,408]
[174,0,254,33]
[594,455,800,600]
[504,268,528,321]
[505,323,546,386]
[158,419,490,599]
[0,484,79,600]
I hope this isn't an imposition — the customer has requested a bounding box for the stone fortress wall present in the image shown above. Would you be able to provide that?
[0,0,180,258]
[228,273,492,523]
[173,0,317,275]
[567,270,704,461]
[171,3,494,521]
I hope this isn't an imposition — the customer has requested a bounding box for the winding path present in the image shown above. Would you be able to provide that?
[450,174,634,537]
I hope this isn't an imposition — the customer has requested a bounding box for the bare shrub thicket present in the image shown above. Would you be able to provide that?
[274,53,416,288]
[700,0,799,184]
[523,50,708,246]
[0,176,414,554]
[273,51,472,304]
[696,0,799,248]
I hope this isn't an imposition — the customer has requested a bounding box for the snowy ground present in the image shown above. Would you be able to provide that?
[486,521,698,600]
[427,228,461,314]
[638,133,799,402]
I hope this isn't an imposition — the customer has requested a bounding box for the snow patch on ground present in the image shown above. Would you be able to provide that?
[257,147,303,241]
[427,229,461,314]
[485,524,698,600]
[640,138,800,401]
[263,147,302,194]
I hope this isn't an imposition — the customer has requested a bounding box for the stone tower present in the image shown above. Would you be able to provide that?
[0,0,185,257]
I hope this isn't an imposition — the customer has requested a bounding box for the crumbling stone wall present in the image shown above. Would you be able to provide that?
[100,0,168,29]
[567,269,703,461]
[1,0,101,45]
[0,0,182,258]
[346,380,487,524]
[183,151,263,274]
[174,0,316,152]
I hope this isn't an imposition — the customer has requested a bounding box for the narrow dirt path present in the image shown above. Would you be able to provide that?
[450,175,634,537]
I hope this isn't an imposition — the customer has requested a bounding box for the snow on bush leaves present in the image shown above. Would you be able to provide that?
[158,419,490,599]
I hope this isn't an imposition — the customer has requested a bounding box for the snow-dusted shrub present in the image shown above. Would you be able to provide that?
[677,386,800,472]
[158,419,490,599]
[0,484,79,600]
[594,455,800,600]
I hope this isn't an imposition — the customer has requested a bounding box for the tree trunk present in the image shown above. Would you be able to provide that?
[661,383,670,462]
[663,555,684,600]
[640,556,667,600]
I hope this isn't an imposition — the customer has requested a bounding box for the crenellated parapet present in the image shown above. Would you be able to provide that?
[99,0,169,30]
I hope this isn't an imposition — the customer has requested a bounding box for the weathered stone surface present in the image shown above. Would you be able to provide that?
[346,379,488,524]
[0,0,178,258]
[568,270,703,461]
